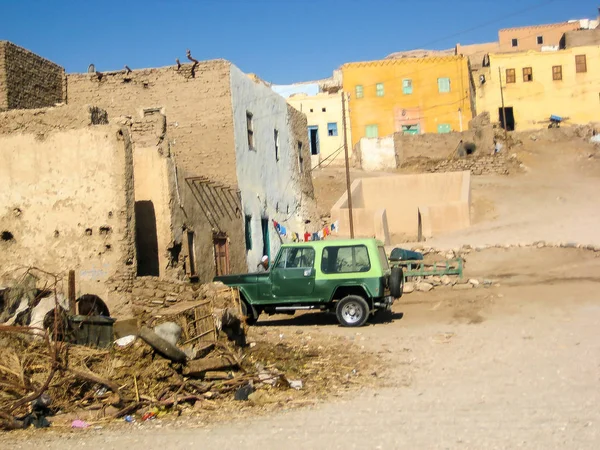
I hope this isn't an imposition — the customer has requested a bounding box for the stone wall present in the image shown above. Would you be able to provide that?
[66,60,237,186]
[0,41,65,111]
[394,124,495,163]
[0,106,135,310]
[429,153,522,175]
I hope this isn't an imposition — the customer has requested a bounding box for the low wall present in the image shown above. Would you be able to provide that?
[331,172,471,243]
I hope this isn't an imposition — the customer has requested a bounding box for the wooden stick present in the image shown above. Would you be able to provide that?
[133,375,140,402]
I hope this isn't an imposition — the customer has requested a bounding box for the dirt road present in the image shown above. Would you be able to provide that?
[5,247,600,449]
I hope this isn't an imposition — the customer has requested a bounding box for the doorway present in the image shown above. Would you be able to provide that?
[308,126,320,155]
[498,107,515,131]
[134,201,160,276]
[186,231,197,277]
[261,217,270,260]
[213,233,230,276]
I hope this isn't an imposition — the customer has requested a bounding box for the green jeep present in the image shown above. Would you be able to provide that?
[214,239,404,327]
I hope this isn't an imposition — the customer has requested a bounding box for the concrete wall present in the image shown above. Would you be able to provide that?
[341,56,473,147]
[477,46,600,130]
[230,66,317,270]
[66,61,237,186]
[355,136,396,172]
[0,106,134,309]
[0,41,65,112]
[561,29,600,49]
[286,92,351,168]
[331,172,471,243]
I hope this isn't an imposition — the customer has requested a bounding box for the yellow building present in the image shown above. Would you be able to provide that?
[476,45,600,130]
[341,56,473,147]
[286,91,352,168]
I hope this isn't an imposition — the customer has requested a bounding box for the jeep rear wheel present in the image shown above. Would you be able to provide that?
[389,266,404,299]
[336,295,370,327]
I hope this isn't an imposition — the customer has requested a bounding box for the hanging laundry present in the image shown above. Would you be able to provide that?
[312,232,320,241]
[279,225,287,236]
[332,221,339,233]
[292,232,299,242]
[304,232,310,242]
[318,230,324,240]
[323,226,331,237]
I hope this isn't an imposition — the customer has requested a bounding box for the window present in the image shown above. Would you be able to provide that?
[576,55,587,73]
[246,111,254,150]
[402,79,413,95]
[376,83,384,97]
[506,68,516,83]
[274,129,279,161]
[327,122,338,136]
[244,215,252,251]
[377,247,389,271]
[523,67,533,82]
[355,85,364,99]
[321,245,371,274]
[438,77,451,93]
[298,141,304,173]
[511,38,518,47]
[552,65,562,81]
[437,124,451,134]
[537,35,544,45]
[322,107,326,112]
[365,124,379,138]
[275,247,315,269]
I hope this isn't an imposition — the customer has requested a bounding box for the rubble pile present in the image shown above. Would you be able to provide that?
[429,153,522,175]
[0,280,379,431]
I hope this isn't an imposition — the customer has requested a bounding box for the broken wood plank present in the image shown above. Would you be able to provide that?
[182,356,238,377]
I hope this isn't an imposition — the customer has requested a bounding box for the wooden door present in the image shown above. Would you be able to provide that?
[213,235,230,276]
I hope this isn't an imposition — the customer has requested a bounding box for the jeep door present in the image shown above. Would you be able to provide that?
[270,247,316,301]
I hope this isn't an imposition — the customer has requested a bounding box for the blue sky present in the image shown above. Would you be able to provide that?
[1,0,597,84]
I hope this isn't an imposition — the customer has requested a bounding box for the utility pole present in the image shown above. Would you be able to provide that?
[498,67,509,149]
[341,91,354,238]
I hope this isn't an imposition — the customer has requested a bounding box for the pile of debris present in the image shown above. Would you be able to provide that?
[0,275,379,431]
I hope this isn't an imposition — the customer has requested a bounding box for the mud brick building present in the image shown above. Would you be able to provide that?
[0,41,65,111]
[0,42,317,310]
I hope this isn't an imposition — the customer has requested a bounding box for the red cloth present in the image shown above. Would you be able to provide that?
[304,232,310,242]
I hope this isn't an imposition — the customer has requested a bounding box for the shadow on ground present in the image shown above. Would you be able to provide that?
[256,311,405,327]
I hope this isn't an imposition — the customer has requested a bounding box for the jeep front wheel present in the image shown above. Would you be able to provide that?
[241,300,258,326]
[336,295,370,327]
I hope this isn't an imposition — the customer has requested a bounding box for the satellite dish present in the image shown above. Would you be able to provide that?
[87,64,95,73]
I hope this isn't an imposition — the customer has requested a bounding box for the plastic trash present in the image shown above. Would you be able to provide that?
[71,420,89,429]
[115,335,136,347]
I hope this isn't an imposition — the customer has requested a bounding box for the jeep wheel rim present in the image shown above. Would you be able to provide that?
[341,301,363,324]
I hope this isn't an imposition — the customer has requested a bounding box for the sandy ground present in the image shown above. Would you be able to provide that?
[313,130,600,248]
[3,131,600,448]
[3,247,600,449]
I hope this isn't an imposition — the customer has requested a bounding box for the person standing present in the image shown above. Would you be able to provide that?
[256,255,269,273]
